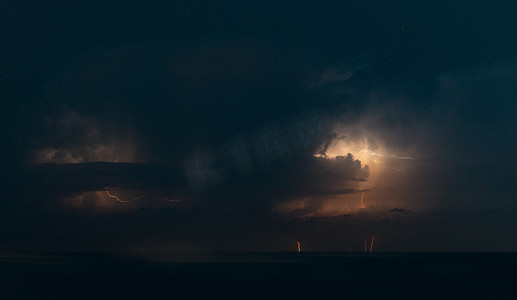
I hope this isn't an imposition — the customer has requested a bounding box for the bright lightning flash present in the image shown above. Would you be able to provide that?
[297,241,301,253]
[314,137,416,169]
[342,148,415,161]
[312,136,417,214]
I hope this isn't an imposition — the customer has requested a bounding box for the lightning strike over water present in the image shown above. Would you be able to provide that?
[370,236,375,253]
[297,241,301,253]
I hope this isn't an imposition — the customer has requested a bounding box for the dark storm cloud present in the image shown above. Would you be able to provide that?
[2,0,517,251]
[26,43,372,213]
[26,162,186,192]
[22,109,370,215]
[10,55,517,250]
[29,110,142,164]
[185,111,334,189]
[35,39,324,164]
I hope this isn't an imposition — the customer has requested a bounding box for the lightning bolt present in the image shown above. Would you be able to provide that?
[342,148,416,161]
[104,188,184,205]
[360,191,366,209]
[370,236,375,252]
[104,188,146,203]
[297,241,301,253]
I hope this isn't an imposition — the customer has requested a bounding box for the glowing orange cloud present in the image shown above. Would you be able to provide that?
[315,135,417,194]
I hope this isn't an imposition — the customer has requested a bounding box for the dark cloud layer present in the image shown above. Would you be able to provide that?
[2,1,517,251]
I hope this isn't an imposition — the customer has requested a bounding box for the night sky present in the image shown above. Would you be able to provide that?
[2,0,517,252]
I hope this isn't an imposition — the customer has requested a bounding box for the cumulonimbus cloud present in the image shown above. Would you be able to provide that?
[30,110,142,164]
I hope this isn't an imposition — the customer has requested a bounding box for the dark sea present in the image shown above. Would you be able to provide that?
[1,251,515,299]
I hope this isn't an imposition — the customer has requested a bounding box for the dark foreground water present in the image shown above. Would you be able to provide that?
[1,252,516,299]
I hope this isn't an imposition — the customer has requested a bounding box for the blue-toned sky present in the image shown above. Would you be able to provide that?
[1,1,517,252]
